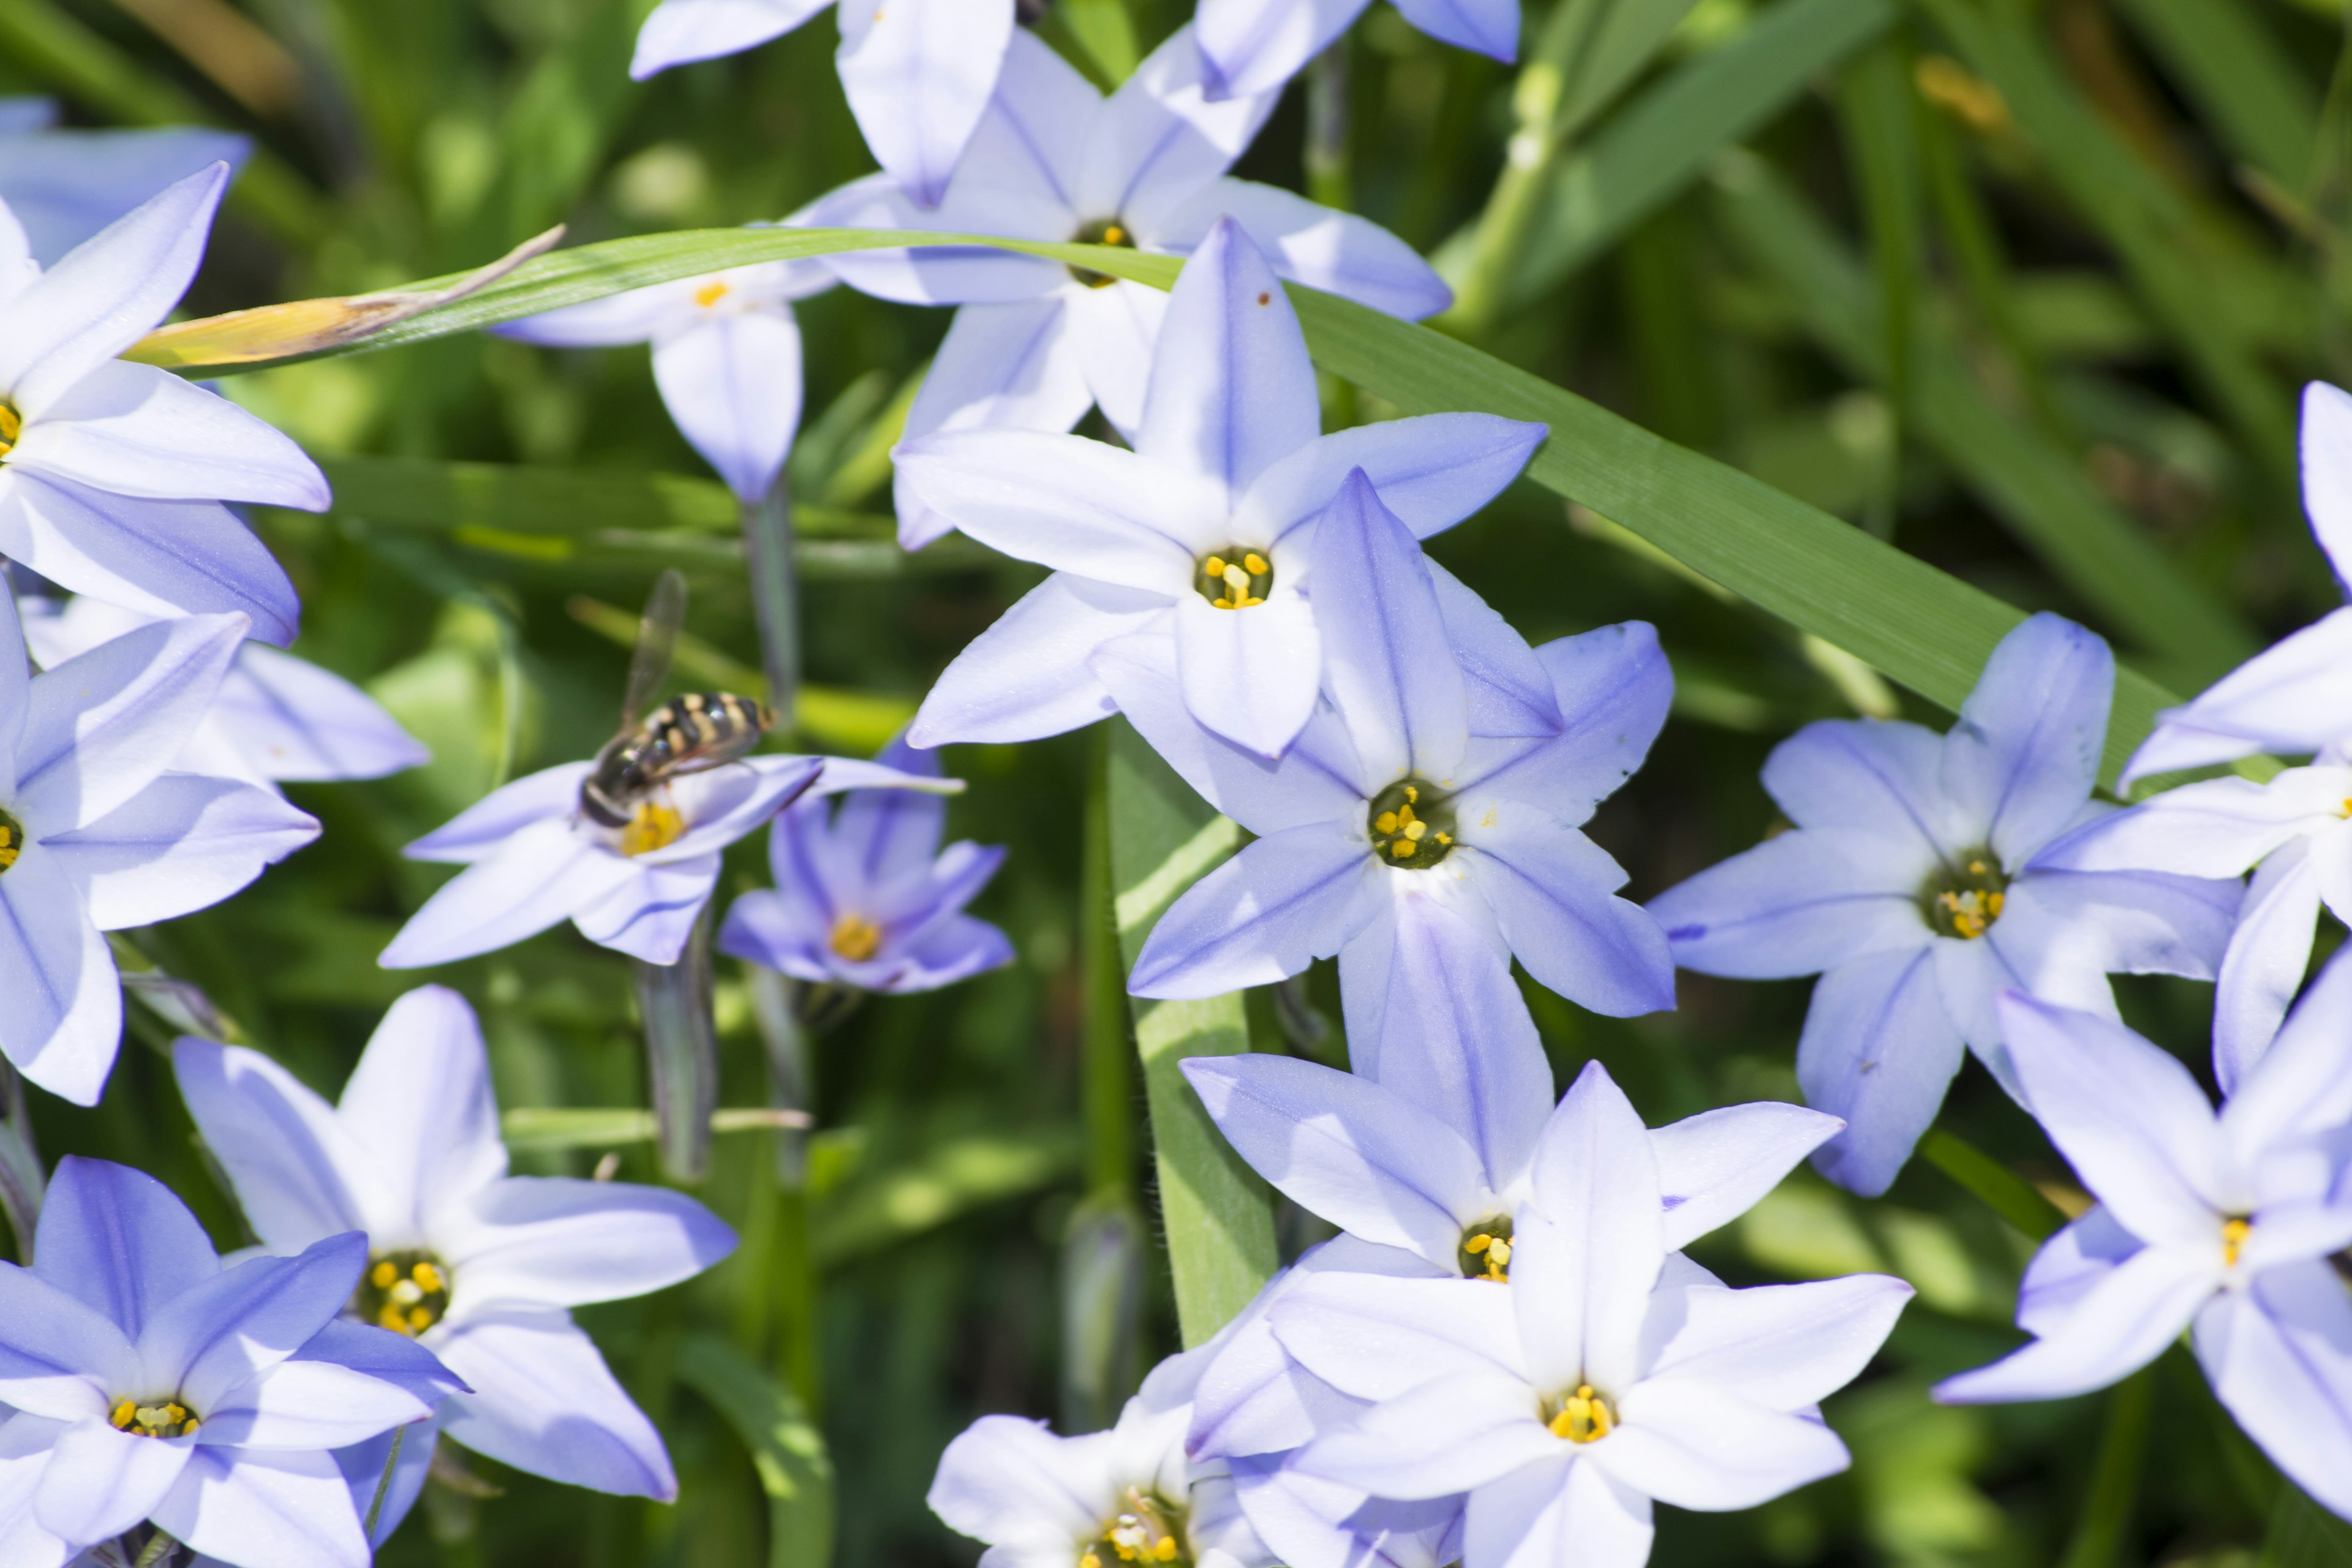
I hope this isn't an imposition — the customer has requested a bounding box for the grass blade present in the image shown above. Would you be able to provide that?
[676,1335,835,1568]
[2115,0,2320,190]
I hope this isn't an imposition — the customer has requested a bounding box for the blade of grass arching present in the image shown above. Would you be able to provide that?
[1713,150,2260,686]
[1917,0,2301,484]
[173,228,2184,774]
[807,1129,1081,1268]
[2114,0,2320,191]
[0,0,328,246]
[1106,718,1278,1348]
[676,1335,835,1568]
[1506,0,1898,309]
[2260,1479,2352,1568]
[1835,33,1929,541]
[1446,0,1707,335]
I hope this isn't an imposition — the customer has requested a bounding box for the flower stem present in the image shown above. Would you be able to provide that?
[1917,1128,2067,1240]
[741,482,800,737]
[363,1423,409,1544]
[0,1058,42,1262]
[636,906,719,1184]
[748,965,821,1412]
[2056,1366,2152,1568]
[131,1527,180,1568]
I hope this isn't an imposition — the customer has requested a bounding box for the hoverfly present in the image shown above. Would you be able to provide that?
[579,570,777,843]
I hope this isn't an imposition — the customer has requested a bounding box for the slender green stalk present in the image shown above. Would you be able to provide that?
[2059,1368,2154,1568]
[741,484,801,736]
[748,966,821,1411]
[1080,732,1134,1199]
[0,1058,43,1264]
[1834,34,1925,541]
[1918,1128,2067,1241]
[1305,39,1352,214]
[132,1527,180,1568]
[635,907,719,1185]
[363,1425,410,1544]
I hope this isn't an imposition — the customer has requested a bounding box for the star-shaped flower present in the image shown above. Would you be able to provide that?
[21,595,427,791]
[0,1158,460,1568]
[174,985,738,1525]
[1934,967,2352,1523]
[1106,462,1673,1065]
[379,745,949,970]
[1265,1064,1911,1568]
[1194,0,1520,101]
[0,167,327,642]
[497,251,833,505]
[0,593,319,1105]
[899,217,1540,758]
[718,732,1012,993]
[812,32,1453,548]
[1647,612,2244,1196]
[630,0,1014,209]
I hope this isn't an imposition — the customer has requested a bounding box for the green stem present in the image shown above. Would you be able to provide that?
[363,1424,409,1545]
[1305,39,1352,213]
[741,484,801,737]
[0,1059,42,1264]
[635,907,718,1185]
[748,966,820,1413]
[132,1527,180,1568]
[1917,1128,2068,1240]
[1080,731,1134,1199]
[2058,1367,2153,1568]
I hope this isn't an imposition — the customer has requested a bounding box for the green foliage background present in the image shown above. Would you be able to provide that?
[5,0,2351,1564]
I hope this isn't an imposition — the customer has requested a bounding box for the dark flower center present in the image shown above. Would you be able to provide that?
[0,401,20,458]
[357,1250,452,1336]
[1192,546,1273,609]
[1459,1215,1513,1281]
[0,806,22,876]
[1543,1384,1616,1443]
[1068,217,1138,289]
[1079,1487,1189,1568]
[1366,779,1457,867]
[111,1395,202,1439]
[1922,850,2008,940]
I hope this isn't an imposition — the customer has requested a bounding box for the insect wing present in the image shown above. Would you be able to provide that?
[620,569,687,731]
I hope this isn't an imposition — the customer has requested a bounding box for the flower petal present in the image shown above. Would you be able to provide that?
[895,296,1094,548]
[1648,828,1929,981]
[1313,469,1467,781]
[9,359,328,510]
[1082,25,1276,225]
[1392,0,1520,58]
[910,575,1166,747]
[1065,281,1169,440]
[379,818,630,969]
[1940,612,2109,866]
[1593,1384,1849,1510]
[401,763,589,864]
[1639,1273,1910,1409]
[1174,587,1323,760]
[1152,178,1452,319]
[628,0,829,77]
[175,1042,364,1257]
[930,1414,1113,1550]
[195,1355,433,1450]
[1194,0,1370,102]
[0,473,298,644]
[34,1157,218,1340]
[0,164,227,411]
[1650,1102,1846,1251]
[2302,379,2352,589]
[2034,769,2350,880]
[2194,1259,2352,1520]
[442,1175,734,1310]
[32,1417,193,1546]
[143,1233,369,1415]
[1128,823,1379,998]
[336,984,509,1243]
[0,839,120,1106]
[1182,1052,1488,1267]
[1762,717,1958,853]
[1296,1373,1555,1501]
[651,306,802,503]
[1229,1451,1462,1568]
[150,1445,371,1568]
[1136,217,1320,507]
[1270,1273,1524,1402]
[0,121,248,266]
[1521,1064,1664,1394]
[2016,1206,2142,1336]
[1240,417,1545,554]
[2213,838,2326,1094]
[0,1259,136,1420]
[1795,944,1959,1197]
[16,608,243,832]
[1457,819,1675,1018]
[892,429,1206,590]
[835,0,1014,208]
[46,772,317,930]
[2123,609,2352,778]
[569,853,721,963]
[1464,1453,1649,1568]
[214,644,429,782]
[1932,1243,2217,1403]
[433,1310,678,1499]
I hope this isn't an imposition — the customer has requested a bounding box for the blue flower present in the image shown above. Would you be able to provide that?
[0,1158,460,1568]
[1648,613,2244,1196]
[1107,462,1674,1067]
[1935,962,2352,1523]
[900,217,1539,757]
[718,733,1013,993]
[1194,0,1519,102]
[814,36,1459,549]
[0,167,328,644]
[0,594,318,1106]
[175,986,739,1535]
[630,0,1015,208]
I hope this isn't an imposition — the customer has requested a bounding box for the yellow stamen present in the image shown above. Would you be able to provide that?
[413,1261,446,1293]
[695,280,731,308]
[0,404,17,458]
[620,799,687,857]
[1102,225,1126,246]
[1153,1542,1177,1561]
[830,913,884,962]
[111,1400,136,1430]
[371,1260,398,1289]
[1547,1385,1615,1443]
[1935,888,2004,940]
[2223,1217,2252,1267]
[1374,811,1400,834]
[1463,1234,1491,1254]
[1404,785,1418,804]
[1082,1556,1101,1568]
[1243,552,1267,575]
[1391,839,1417,859]
[1403,819,1427,841]
[1204,556,1227,579]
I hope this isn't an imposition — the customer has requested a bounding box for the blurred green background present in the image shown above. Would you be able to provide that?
[2,0,2346,1563]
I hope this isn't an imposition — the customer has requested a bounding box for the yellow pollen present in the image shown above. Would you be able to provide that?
[1435,832,1452,845]
[1102,225,1126,246]
[1243,552,1267,575]
[1204,555,1227,579]
[1936,888,2004,940]
[620,799,687,857]
[2223,1217,2252,1267]
[0,402,18,458]
[1391,839,1417,859]
[1082,1556,1101,1568]
[695,280,731,308]
[371,1260,398,1289]
[830,913,884,963]
[1547,1385,1615,1444]
[1463,1234,1490,1253]
[111,1400,135,1430]
[1374,811,1400,834]
[1404,786,1418,804]
[0,809,23,874]
[1403,819,1427,841]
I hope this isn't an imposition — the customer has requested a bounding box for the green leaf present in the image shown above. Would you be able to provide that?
[1712,149,2259,685]
[1917,1129,2068,1242]
[2115,0,2321,190]
[1107,718,1279,1348]
[808,1129,1080,1268]
[676,1335,835,1568]
[2263,1483,2352,1568]
[499,1107,810,1153]
[1507,0,1899,306]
